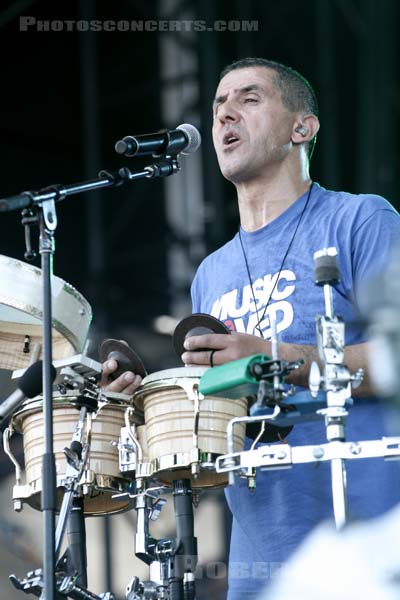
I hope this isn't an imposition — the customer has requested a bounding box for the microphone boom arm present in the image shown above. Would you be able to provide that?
[0,157,181,214]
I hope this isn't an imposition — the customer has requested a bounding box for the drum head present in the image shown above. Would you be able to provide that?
[0,255,92,370]
[133,367,208,410]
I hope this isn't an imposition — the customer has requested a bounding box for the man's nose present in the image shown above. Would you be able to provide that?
[216,100,240,123]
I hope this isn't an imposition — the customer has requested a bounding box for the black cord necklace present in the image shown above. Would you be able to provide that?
[238,182,314,338]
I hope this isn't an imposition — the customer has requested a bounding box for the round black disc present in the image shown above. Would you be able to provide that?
[99,338,147,380]
[173,313,230,358]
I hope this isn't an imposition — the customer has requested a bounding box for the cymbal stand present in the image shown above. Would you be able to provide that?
[308,247,363,529]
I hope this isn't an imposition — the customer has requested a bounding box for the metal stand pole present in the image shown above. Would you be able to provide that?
[313,248,362,530]
[170,479,197,600]
[39,204,58,600]
[325,412,348,530]
[103,516,113,593]
[331,457,348,530]
[67,497,88,587]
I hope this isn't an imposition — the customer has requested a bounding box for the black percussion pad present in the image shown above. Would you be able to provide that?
[99,338,147,380]
[173,313,230,358]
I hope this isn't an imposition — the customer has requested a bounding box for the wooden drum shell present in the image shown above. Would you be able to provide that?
[13,395,142,516]
[134,367,247,488]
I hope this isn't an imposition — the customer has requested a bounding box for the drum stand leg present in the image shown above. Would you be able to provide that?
[168,479,197,600]
[129,478,197,599]
[65,496,88,587]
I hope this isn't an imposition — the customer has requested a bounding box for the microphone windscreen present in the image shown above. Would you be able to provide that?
[19,360,56,398]
[177,123,202,154]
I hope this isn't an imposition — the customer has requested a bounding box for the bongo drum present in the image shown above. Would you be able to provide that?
[133,367,247,489]
[9,391,143,516]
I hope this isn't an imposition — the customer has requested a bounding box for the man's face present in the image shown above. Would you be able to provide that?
[212,66,296,183]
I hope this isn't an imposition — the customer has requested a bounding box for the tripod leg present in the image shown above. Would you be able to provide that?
[67,496,88,587]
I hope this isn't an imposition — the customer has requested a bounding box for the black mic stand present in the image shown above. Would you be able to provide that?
[1,156,181,600]
[39,198,58,600]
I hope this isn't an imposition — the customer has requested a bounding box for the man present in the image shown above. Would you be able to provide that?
[103,58,400,599]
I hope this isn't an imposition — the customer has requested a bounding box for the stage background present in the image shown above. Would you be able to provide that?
[0,1,398,598]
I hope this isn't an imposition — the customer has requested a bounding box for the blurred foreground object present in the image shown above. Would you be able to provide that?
[358,243,400,398]
[261,503,400,600]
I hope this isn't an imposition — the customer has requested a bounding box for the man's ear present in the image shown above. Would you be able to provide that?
[292,114,320,144]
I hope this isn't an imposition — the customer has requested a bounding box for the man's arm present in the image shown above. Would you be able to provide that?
[181,332,373,397]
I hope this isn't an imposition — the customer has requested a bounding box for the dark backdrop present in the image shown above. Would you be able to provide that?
[0,0,398,371]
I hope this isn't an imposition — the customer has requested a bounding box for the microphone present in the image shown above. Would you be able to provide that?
[115,123,201,157]
[0,360,56,422]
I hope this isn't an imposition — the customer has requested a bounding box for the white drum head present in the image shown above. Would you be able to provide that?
[0,254,92,370]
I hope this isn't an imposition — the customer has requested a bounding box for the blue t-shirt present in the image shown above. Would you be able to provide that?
[191,183,400,599]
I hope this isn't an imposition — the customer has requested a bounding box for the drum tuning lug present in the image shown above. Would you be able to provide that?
[13,499,23,512]
[191,462,200,478]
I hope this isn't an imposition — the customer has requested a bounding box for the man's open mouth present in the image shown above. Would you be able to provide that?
[223,132,241,148]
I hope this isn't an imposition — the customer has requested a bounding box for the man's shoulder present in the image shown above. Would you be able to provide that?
[316,183,398,216]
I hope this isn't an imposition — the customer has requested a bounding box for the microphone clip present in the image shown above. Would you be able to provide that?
[119,156,181,181]
[144,155,181,179]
